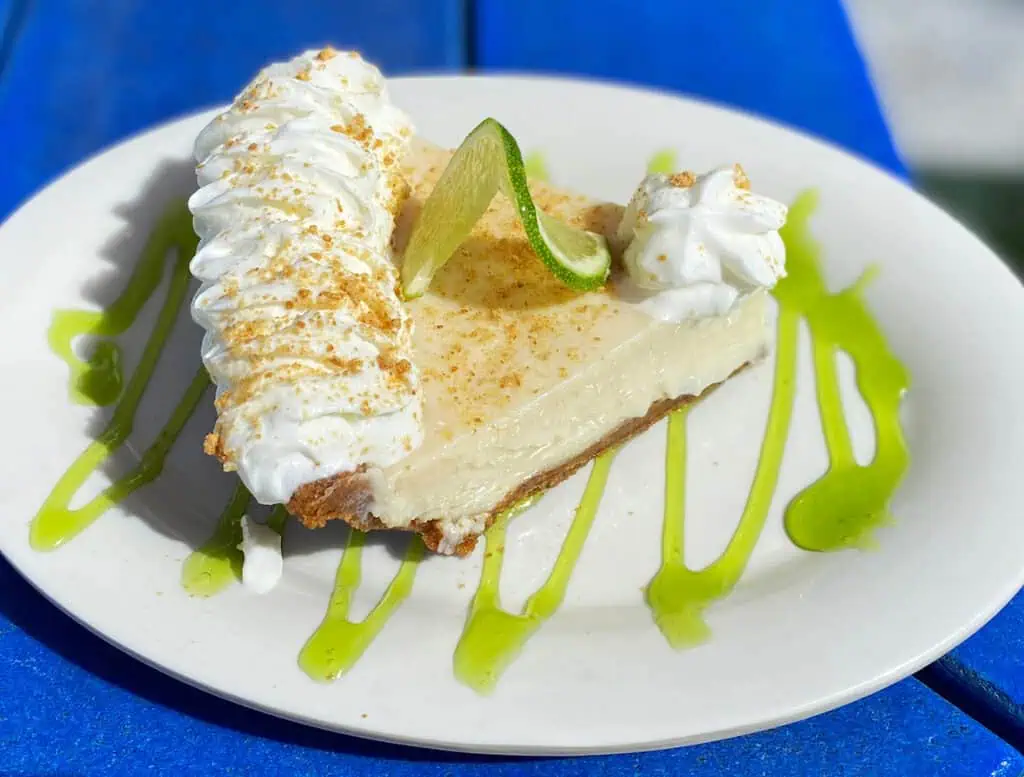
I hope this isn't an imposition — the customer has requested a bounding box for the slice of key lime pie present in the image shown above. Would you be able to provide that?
[189,48,788,557]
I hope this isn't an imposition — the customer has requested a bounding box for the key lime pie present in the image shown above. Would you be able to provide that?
[190,48,788,559]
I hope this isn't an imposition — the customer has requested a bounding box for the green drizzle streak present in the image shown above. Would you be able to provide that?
[267,505,289,534]
[32,367,209,551]
[299,531,425,682]
[647,307,799,647]
[181,482,250,596]
[645,190,909,645]
[523,151,550,182]
[31,200,206,550]
[48,202,196,406]
[779,194,910,551]
[647,149,677,174]
[453,453,614,694]
[182,496,290,597]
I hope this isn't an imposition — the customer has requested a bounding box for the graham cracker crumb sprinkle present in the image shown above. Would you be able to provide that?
[669,171,696,188]
[203,433,221,457]
[400,144,628,429]
[733,163,751,190]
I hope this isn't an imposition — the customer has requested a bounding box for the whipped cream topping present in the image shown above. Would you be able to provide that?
[189,48,422,505]
[616,165,787,322]
[238,516,284,594]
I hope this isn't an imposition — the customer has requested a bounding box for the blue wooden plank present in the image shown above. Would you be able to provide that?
[2,557,1021,776]
[0,0,27,79]
[959,593,1024,705]
[473,0,905,176]
[0,0,464,220]
[930,595,1024,749]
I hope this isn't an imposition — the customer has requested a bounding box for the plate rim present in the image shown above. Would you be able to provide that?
[1,73,1023,756]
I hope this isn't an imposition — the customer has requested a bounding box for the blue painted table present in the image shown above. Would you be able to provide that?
[928,599,1024,751]
[1,1,1021,774]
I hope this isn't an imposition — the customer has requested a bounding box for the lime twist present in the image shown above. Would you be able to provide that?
[401,118,612,298]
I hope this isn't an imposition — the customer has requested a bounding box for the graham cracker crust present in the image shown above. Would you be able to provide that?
[287,364,746,556]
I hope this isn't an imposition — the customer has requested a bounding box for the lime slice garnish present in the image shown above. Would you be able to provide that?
[401,118,611,299]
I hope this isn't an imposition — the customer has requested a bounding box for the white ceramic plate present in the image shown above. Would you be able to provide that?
[2,76,1023,755]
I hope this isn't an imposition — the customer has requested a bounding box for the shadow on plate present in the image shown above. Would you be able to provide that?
[45,157,418,562]
[6,154,501,764]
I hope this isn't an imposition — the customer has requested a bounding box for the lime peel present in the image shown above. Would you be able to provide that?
[401,118,611,298]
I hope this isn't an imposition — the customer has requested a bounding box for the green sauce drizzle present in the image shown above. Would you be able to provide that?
[182,496,289,597]
[31,366,208,551]
[647,306,799,647]
[645,190,909,646]
[453,453,614,693]
[779,194,910,551]
[31,200,207,550]
[48,202,196,406]
[647,149,677,174]
[267,505,289,534]
[181,482,250,596]
[299,531,425,682]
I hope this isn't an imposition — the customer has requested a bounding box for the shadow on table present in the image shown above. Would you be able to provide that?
[0,554,526,766]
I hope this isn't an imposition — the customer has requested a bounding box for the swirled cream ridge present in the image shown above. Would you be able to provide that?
[189,47,422,506]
